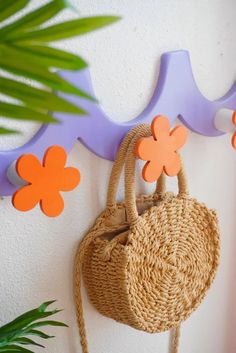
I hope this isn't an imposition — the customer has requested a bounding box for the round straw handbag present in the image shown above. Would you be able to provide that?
[74,124,220,353]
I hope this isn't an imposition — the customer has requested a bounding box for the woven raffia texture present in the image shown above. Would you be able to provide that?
[74,125,220,353]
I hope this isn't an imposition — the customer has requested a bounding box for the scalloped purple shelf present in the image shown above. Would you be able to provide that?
[1,50,236,196]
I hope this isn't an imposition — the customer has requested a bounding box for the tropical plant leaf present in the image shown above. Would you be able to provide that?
[0,0,120,132]
[0,300,58,335]
[0,127,19,135]
[0,345,34,352]
[0,311,62,337]
[0,102,58,123]
[0,0,29,23]
[0,319,67,339]
[0,46,94,100]
[0,301,64,339]
[0,0,71,38]
[0,77,86,115]
[26,321,68,330]
[21,330,54,340]
[12,44,88,70]
[8,338,44,348]
[38,300,57,312]
[7,16,120,42]
[0,301,67,352]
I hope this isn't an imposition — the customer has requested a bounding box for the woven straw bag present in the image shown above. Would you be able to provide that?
[74,124,220,353]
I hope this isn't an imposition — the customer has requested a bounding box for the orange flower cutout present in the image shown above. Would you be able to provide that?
[231,111,236,149]
[136,115,188,182]
[12,146,80,217]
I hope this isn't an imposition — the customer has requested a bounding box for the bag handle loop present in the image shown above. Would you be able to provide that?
[106,124,149,208]
[106,124,166,208]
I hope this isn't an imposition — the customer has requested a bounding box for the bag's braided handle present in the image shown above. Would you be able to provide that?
[106,124,149,208]
[106,124,166,207]
[155,171,166,196]
[124,128,189,224]
[155,162,187,197]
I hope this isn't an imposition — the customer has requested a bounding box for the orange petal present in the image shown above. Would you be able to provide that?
[43,145,67,169]
[16,154,42,182]
[136,137,157,161]
[151,115,170,140]
[40,191,64,217]
[232,111,236,125]
[12,185,40,211]
[164,152,181,176]
[170,125,188,150]
[60,167,81,191]
[142,160,164,182]
[231,132,236,149]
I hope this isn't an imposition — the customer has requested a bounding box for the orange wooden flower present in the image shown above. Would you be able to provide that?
[231,132,236,149]
[136,115,188,182]
[231,111,236,149]
[12,146,80,217]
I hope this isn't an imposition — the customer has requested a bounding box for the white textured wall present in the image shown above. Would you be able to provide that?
[0,1,235,353]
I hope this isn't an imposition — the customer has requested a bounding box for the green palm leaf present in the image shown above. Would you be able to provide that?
[0,0,120,133]
[19,330,54,340]
[0,345,34,352]
[25,321,68,330]
[0,301,67,352]
[11,45,88,70]
[0,77,86,115]
[0,102,58,123]
[8,16,119,43]
[5,16,120,43]
[0,0,29,22]
[0,0,71,37]
[8,338,44,348]
[0,127,18,134]
[0,47,94,100]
